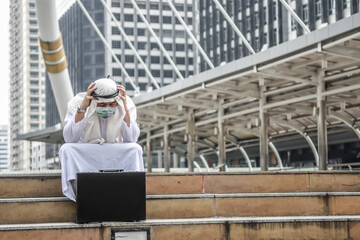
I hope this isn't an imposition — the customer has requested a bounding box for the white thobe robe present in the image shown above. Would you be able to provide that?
[60,111,144,201]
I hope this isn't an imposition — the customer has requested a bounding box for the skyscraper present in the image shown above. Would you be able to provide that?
[198,0,359,71]
[0,125,9,172]
[9,0,46,170]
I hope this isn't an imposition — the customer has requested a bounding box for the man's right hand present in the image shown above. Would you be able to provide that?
[75,82,98,123]
[80,82,98,110]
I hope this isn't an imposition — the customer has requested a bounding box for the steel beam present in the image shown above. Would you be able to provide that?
[317,67,328,170]
[218,102,226,171]
[146,129,152,172]
[272,119,319,167]
[259,81,269,171]
[187,111,195,172]
[164,124,170,172]
[199,155,210,172]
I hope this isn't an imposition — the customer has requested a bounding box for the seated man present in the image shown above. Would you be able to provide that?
[59,78,144,201]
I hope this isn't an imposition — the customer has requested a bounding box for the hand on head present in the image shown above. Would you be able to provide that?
[80,82,98,110]
[117,84,127,109]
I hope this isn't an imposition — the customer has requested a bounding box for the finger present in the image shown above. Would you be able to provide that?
[88,86,97,95]
[87,82,95,91]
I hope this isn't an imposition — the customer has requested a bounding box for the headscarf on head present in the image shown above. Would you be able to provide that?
[67,78,137,144]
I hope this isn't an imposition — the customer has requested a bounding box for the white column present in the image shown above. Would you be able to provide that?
[259,80,269,171]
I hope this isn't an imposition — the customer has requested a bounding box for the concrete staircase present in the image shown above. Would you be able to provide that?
[1,171,360,239]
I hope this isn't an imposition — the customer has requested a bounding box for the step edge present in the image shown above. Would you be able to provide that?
[1,215,360,231]
[2,192,360,203]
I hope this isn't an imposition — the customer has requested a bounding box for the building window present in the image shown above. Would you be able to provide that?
[96,68,104,77]
[163,16,172,24]
[246,16,251,31]
[175,44,184,51]
[112,27,120,35]
[125,55,134,62]
[30,97,39,103]
[164,70,172,78]
[111,1,120,8]
[30,38,38,43]
[303,4,309,23]
[273,2,277,20]
[30,71,38,78]
[315,0,322,20]
[263,7,267,25]
[291,16,297,31]
[30,29,38,35]
[151,70,160,77]
[124,14,133,21]
[151,56,160,63]
[95,54,104,64]
[150,16,159,23]
[30,54,38,61]
[328,0,335,15]
[343,0,350,9]
[112,41,121,48]
[138,28,145,36]
[125,28,133,35]
[176,57,185,64]
[138,69,145,77]
[113,13,120,21]
[138,42,146,50]
[30,89,39,95]
[112,68,121,76]
[30,46,38,52]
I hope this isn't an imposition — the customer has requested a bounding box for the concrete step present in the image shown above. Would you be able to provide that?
[1,171,360,198]
[0,216,360,240]
[1,192,360,224]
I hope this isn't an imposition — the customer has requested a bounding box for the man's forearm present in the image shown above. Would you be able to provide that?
[75,112,85,123]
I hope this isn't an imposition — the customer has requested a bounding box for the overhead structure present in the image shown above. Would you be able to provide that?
[133,13,360,172]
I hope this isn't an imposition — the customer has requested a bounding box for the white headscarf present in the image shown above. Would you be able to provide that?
[67,78,137,144]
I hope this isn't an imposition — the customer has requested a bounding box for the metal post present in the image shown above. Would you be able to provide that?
[157,150,162,169]
[173,153,178,168]
[187,111,195,172]
[317,65,328,170]
[218,102,226,171]
[146,130,152,172]
[164,124,170,172]
[259,80,269,171]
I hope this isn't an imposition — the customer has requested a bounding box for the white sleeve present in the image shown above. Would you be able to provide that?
[121,119,140,143]
[63,111,86,143]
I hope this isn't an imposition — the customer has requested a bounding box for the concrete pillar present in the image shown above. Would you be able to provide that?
[146,130,152,172]
[164,124,170,172]
[157,150,162,168]
[317,65,328,170]
[218,101,226,171]
[187,111,195,172]
[173,153,178,168]
[259,80,269,171]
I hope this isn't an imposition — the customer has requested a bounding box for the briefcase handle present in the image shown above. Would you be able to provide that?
[99,169,124,173]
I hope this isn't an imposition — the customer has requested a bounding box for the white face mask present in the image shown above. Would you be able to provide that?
[96,107,116,118]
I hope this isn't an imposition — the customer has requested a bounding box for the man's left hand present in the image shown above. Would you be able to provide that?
[117,85,131,127]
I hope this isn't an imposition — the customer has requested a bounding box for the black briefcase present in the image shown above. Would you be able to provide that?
[76,171,146,223]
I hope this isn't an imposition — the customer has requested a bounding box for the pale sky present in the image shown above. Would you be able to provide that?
[0,1,9,125]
